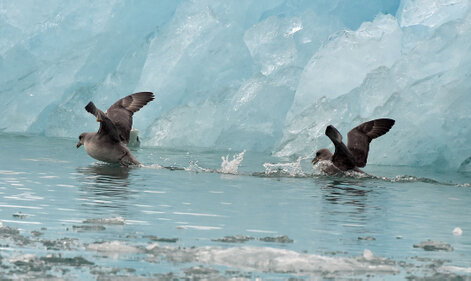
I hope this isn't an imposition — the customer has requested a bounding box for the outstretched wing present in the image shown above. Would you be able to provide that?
[325,125,356,171]
[106,92,155,143]
[347,118,395,167]
[85,102,120,143]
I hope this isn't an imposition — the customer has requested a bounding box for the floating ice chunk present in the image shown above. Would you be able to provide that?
[452,227,463,236]
[144,235,178,243]
[83,217,125,225]
[145,243,160,251]
[413,240,454,251]
[441,266,471,273]
[72,225,106,232]
[42,238,79,251]
[358,236,376,241]
[127,128,140,147]
[259,235,294,243]
[9,254,37,264]
[363,249,374,261]
[40,255,93,266]
[0,226,20,236]
[87,241,142,254]
[212,235,255,243]
[194,246,399,275]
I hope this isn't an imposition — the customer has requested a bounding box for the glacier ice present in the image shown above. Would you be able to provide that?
[0,0,470,168]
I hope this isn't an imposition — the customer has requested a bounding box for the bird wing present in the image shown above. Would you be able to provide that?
[85,102,120,143]
[106,92,155,143]
[325,125,356,171]
[347,118,395,167]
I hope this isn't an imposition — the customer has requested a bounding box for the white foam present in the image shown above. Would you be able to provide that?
[21,158,69,163]
[0,204,42,209]
[218,150,246,174]
[56,184,75,188]
[263,157,307,177]
[184,161,211,173]
[134,204,154,208]
[452,227,463,236]
[0,219,42,225]
[142,164,164,169]
[142,190,166,194]
[173,212,224,218]
[142,210,166,214]
[0,170,26,175]
[246,229,278,234]
[3,192,44,201]
[176,225,222,230]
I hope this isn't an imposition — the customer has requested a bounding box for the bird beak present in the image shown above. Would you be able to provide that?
[76,142,82,148]
[96,117,101,122]
[312,157,319,165]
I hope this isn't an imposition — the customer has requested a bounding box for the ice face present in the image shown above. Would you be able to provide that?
[287,14,402,119]
[397,0,469,28]
[0,0,470,168]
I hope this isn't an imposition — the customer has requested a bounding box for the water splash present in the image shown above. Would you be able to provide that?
[142,164,164,170]
[312,160,370,179]
[184,161,211,173]
[218,150,246,174]
[262,157,308,177]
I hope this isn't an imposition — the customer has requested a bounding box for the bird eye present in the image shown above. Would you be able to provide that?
[316,152,320,156]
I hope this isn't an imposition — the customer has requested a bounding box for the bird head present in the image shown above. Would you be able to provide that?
[77,133,86,148]
[312,148,332,165]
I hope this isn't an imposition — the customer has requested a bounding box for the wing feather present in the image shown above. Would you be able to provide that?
[325,125,356,171]
[106,92,155,143]
[347,118,395,167]
[85,102,120,142]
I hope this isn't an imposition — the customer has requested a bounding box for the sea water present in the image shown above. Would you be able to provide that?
[0,133,470,280]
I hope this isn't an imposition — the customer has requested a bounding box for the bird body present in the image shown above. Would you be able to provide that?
[77,92,154,166]
[312,118,395,174]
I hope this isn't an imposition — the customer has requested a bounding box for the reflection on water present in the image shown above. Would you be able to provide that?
[321,179,370,211]
[75,165,134,211]
[77,164,131,181]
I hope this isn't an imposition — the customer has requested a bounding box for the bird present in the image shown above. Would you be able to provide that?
[311,118,395,174]
[76,92,155,166]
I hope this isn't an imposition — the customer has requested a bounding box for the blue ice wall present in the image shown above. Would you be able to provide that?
[0,0,470,168]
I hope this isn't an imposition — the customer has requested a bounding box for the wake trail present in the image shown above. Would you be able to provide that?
[142,154,470,187]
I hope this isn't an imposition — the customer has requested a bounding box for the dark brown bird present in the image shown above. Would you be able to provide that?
[312,118,395,174]
[77,92,155,166]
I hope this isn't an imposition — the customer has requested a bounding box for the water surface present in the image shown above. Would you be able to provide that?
[0,133,470,280]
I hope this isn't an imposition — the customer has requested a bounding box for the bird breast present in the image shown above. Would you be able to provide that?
[84,140,123,163]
